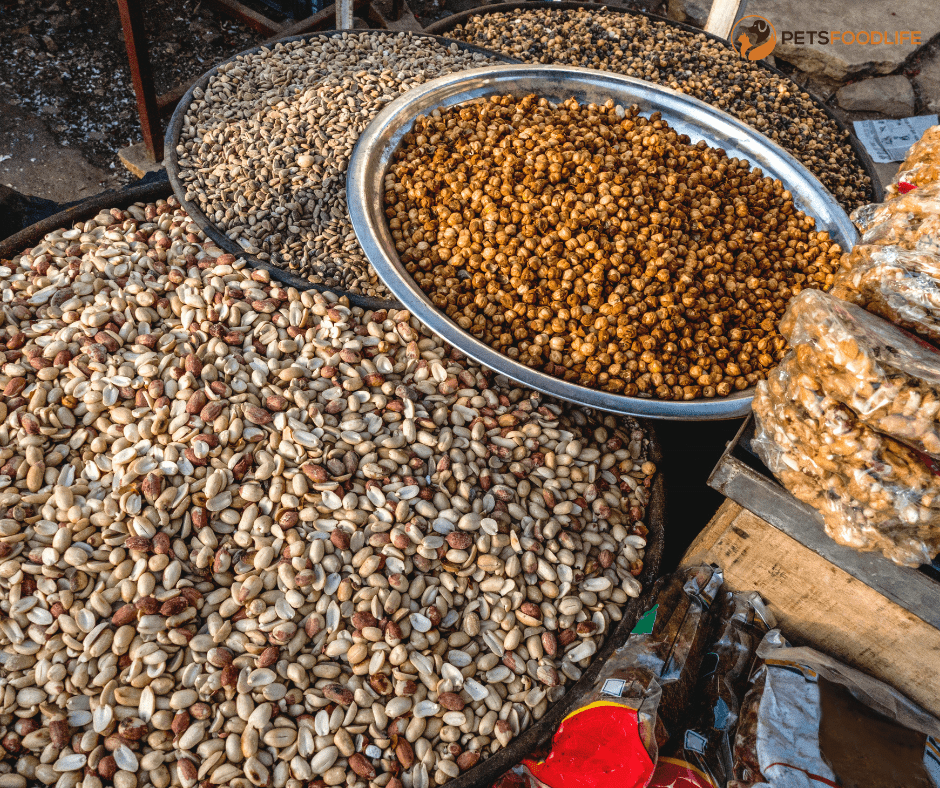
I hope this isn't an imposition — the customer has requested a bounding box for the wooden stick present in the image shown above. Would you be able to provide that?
[704,0,744,40]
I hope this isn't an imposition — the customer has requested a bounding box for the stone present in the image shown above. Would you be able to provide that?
[914,51,940,113]
[836,75,916,117]
[790,71,843,101]
[667,0,711,28]
[747,0,940,80]
[118,142,164,179]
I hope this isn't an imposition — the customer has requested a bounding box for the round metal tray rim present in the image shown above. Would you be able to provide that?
[347,63,859,421]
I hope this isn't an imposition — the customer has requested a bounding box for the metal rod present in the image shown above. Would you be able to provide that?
[337,0,353,29]
[203,0,283,35]
[261,0,368,44]
[116,0,163,163]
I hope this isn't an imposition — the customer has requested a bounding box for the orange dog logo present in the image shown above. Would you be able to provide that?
[731,15,777,60]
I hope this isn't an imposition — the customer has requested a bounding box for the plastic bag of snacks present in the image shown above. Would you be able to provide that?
[832,134,940,344]
[779,289,940,459]
[831,243,940,346]
[649,591,774,788]
[752,353,940,566]
[885,125,940,198]
[847,179,940,243]
[520,566,724,788]
[730,630,940,788]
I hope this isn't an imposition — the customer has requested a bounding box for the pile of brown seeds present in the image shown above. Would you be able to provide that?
[385,94,843,400]
[174,32,504,298]
[446,6,874,211]
[0,197,656,788]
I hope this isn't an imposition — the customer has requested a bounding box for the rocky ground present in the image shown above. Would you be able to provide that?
[1,0,939,209]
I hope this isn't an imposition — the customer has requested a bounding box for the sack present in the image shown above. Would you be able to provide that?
[730,630,940,788]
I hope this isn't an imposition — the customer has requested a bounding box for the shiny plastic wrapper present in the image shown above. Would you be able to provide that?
[832,178,940,345]
[651,591,773,788]
[779,288,940,459]
[885,125,940,198]
[752,353,940,566]
[729,630,940,788]
[831,243,940,346]
[520,565,723,788]
[849,179,940,245]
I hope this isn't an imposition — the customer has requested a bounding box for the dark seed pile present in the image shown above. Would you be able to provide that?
[446,6,874,211]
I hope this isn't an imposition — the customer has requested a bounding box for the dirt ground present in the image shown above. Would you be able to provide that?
[0,0,263,200]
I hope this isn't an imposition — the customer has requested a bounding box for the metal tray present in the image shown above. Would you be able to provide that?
[709,416,940,624]
[163,29,519,311]
[0,178,668,788]
[423,0,883,205]
[346,64,859,420]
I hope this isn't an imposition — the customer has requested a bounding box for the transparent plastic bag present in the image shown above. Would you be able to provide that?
[752,354,940,566]
[830,181,940,343]
[831,179,940,344]
[847,179,940,246]
[831,244,940,345]
[885,125,940,198]
[779,288,940,459]
[730,630,940,788]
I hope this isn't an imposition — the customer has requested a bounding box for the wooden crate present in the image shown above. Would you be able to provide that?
[683,499,940,718]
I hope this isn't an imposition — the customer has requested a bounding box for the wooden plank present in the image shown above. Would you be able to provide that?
[203,0,283,36]
[157,80,191,116]
[365,2,387,29]
[263,4,338,42]
[704,0,743,39]
[684,500,940,718]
